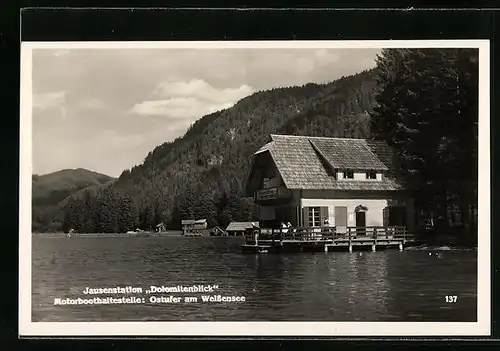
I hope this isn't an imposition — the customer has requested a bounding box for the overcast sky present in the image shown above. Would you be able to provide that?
[32,48,380,177]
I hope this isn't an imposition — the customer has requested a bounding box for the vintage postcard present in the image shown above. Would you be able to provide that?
[19,40,490,336]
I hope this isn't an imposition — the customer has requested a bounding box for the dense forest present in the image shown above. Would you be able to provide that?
[371,48,478,238]
[34,48,479,239]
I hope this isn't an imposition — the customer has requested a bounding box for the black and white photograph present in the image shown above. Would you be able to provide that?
[19,40,490,336]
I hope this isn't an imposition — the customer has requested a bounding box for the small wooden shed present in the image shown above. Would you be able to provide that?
[155,222,167,232]
[226,221,260,236]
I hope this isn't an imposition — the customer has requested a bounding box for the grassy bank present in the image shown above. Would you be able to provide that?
[32,231,184,237]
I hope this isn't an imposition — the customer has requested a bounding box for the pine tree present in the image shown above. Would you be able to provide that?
[216,191,232,228]
[82,189,97,232]
[371,48,478,234]
[62,197,77,232]
[139,204,155,231]
[117,192,135,233]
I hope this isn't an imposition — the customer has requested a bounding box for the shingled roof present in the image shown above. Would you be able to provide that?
[226,222,259,232]
[309,138,388,171]
[247,134,406,192]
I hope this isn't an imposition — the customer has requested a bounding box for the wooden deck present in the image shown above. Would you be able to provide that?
[241,226,417,253]
[184,232,205,237]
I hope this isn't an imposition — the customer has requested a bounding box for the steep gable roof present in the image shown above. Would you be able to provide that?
[246,134,405,192]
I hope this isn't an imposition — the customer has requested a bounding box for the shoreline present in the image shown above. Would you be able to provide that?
[32,231,184,237]
[31,232,477,249]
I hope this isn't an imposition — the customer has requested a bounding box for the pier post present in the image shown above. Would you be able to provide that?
[399,242,403,251]
[371,244,376,252]
[348,228,352,253]
[254,232,258,247]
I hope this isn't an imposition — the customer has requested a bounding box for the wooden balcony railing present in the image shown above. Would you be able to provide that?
[245,226,412,244]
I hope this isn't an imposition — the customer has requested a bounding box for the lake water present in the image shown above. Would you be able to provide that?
[32,235,477,322]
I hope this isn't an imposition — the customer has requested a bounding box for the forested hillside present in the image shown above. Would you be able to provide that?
[32,168,115,232]
[36,69,378,233]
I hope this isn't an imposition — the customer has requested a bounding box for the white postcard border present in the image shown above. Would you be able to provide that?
[20,40,491,337]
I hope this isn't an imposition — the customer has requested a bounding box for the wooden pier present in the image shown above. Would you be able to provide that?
[241,226,416,253]
[184,232,204,237]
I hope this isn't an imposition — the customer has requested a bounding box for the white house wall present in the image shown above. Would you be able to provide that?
[301,198,389,227]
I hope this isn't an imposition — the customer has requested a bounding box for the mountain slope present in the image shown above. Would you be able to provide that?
[43,69,378,233]
[33,168,114,205]
[116,69,376,227]
[32,168,115,232]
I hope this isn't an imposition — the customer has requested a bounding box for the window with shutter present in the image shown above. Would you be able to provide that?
[366,170,377,179]
[307,207,321,227]
[343,170,354,179]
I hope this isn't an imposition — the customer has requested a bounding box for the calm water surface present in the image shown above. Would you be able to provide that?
[32,235,477,322]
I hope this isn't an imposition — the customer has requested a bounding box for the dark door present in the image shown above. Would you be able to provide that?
[356,211,366,235]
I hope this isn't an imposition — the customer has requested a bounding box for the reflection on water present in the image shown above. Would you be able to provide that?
[32,235,477,322]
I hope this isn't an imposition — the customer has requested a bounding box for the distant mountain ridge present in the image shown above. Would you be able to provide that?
[32,168,115,232]
[33,168,114,197]
[33,69,378,233]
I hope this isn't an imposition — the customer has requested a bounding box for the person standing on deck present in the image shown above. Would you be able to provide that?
[323,218,332,239]
[281,222,288,233]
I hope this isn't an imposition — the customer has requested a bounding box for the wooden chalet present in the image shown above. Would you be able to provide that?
[244,135,416,251]
[181,219,207,236]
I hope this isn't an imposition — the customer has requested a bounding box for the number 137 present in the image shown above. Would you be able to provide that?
[445,295,457,303]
